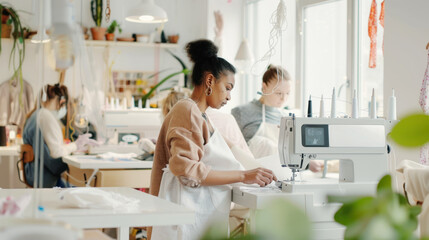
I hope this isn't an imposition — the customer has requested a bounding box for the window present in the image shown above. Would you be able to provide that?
[245,0,297,109]
[246,0,384,117]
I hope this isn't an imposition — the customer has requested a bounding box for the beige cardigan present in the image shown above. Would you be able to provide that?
[149,99,211,197]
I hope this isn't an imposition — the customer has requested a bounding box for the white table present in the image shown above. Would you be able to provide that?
[63,155,152,187]
[0,146,23,189]
[0,187,194,240]
[231,173,378,240]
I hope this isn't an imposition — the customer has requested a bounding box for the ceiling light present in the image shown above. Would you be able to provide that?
[125,0,168,24]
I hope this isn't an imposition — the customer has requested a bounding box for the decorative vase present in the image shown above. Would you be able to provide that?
[105,33,114,41]
[90,27,106,40]
[1,24,11,38]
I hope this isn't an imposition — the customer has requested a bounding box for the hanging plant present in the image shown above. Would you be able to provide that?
[0,4,26,81]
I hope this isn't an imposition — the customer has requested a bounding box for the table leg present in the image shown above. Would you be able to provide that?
[86,168,99,187]
[117,226,129,240]
[9,155,14,188]
[249,209,257,234]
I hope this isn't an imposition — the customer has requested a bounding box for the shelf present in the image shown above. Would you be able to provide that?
[1,38,178,48]
[85,40,178,48]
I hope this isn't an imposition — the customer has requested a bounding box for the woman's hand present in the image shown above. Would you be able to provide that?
[309,160,324,173]
[242,168,277,187]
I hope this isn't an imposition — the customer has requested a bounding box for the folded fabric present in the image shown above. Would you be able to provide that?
[396,159,429,237]
[396,159,429,202]
[0,195,32,217]
[58,188,139,210]
[96,152,137,159]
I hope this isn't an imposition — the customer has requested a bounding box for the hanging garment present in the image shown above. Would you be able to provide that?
[151,121,244,240]
[247,104,280,159]
[419,51,429,165]
[0,78,35,128]
[379,0,385,53]
[368,0,378,68]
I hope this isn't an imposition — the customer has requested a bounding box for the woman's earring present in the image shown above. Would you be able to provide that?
[205,86,213,96]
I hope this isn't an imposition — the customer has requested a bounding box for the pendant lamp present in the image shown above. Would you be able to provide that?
[125,0,168,23]
[31,0,51,43]
[235,39,254,73]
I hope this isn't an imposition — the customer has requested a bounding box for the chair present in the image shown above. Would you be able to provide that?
[16,144,34,188]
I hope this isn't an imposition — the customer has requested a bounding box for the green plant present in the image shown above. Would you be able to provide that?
[390,113,429,147]
[141,69,190,106]
[166,49,189,87]
[106,20,122,34]
[0,4,26,81]
[328,175,422,240]
[91,0,103,27]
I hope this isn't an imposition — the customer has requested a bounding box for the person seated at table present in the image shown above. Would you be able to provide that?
[232,65,323,172]
[22,84,98,188]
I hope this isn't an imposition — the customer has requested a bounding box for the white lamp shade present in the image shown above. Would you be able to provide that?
[31,30,51,43]
[235,39,254,61]
[126,0,168,23]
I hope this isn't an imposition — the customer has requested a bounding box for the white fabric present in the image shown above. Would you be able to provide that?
[59,188,139,210]
[396,159,429,237]
[96,152,137,159]
[152,123,245,240]
[38,108,76,158]
[248,104,280,159]
[0,195,32,217]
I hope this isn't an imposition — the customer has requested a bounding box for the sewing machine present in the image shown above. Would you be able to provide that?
[277,116,390,193]
[232,117,393,239]
[90,109,162,154]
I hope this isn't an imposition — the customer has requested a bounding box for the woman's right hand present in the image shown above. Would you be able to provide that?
[242,168,277,187]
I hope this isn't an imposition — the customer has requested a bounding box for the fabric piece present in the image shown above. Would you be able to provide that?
[151,125,244,240]
[396,160,429,236]
[0,195,32,217]
[0,79,34,128]
[419,51,429,164]
[150,99,211,197]
[368,0,378,68]
[59,188,139,210]
[206,108,252,155]
[379,0,385,53]
[231,99,284,143]
[22,109,71,187]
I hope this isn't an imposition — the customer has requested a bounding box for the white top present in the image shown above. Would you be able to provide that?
[38,108,76,158]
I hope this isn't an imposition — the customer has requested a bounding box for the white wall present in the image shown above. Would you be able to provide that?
[0,0,243,102]
[384,0,429,163]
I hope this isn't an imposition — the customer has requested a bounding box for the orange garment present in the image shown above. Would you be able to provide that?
[379,0,384,27]
[368,0,378,68]
[380,0,385,53]
[149,99,211,197]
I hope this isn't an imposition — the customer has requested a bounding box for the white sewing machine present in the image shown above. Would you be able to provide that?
[90,109,162,154]
[232,117,392,239]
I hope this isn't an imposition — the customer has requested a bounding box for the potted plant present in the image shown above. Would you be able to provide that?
[0,4,26,80]
[90,0,106,40]
[105,20,121,41]
[1,8,11,38]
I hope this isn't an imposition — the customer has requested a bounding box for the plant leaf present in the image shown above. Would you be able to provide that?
[390,113,429,147]
[376,174,392,195]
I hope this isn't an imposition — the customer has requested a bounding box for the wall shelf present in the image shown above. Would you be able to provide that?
[1,38,178,48]
[85,40,178,48]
